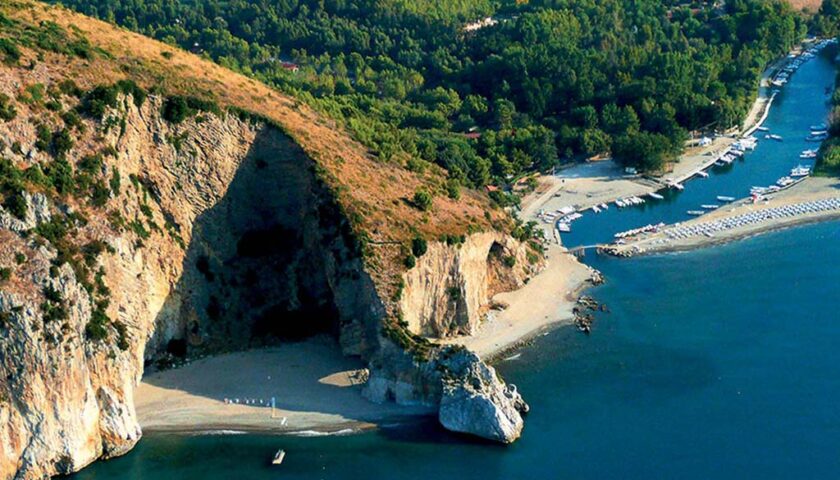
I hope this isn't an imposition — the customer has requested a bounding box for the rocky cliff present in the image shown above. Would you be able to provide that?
[0,3,548,478]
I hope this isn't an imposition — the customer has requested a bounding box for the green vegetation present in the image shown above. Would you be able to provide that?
[162,95,221,124]
[0,93,16,121]
[812,0,840,36]
[54,0,806,179]
[412,189,433,211]
[816,71,840,176]
[411,236,428,257]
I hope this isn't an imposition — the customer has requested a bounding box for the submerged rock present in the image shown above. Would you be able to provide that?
[437,350,528,444]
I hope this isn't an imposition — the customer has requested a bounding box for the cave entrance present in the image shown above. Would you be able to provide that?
[162,128,355,356]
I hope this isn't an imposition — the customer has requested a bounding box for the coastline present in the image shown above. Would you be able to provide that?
[605,177,840,257]
[135,338,434,436]
[131,40,820,440]
[436,245,597,362]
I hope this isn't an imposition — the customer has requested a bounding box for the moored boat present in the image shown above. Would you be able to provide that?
[717,195,736,202]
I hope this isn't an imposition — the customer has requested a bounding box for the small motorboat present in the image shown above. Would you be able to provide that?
[687,210,705,216]
[717,196,736,202]
[272,449,286,465]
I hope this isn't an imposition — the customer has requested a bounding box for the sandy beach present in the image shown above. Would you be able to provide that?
[605,177,840,256]
[437,246,595,360]
[135,336,431,434]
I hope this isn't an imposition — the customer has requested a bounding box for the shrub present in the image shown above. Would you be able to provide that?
[0,267,11,282]
[412,189,433,211]
[446,179,461,200]
[52,129,74,155]
[503,255,517,267]
[403,254,416,268]
[79,85,119,118]
[0,38,20,65]
[0,93,16,121]
[162,95,221,123]
[20,84,46,105]
[2,188,27,220]
[45,157,74,195]
[411,236,427,257]
[14,252,26,264]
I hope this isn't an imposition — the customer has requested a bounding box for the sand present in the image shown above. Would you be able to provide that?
[135,336,431,434]
[437,246,594,360]
[608,177,840,256]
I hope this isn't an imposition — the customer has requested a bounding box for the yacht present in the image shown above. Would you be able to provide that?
[648,192,665,200]
[776,176,795,187]
[687,210,705,216]
[806,132,829,142]
[790,165,811,177]
[764,134,783,141]
[717,195,736,202]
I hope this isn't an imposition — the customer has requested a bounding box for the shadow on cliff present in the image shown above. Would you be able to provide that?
[140,124,386,422]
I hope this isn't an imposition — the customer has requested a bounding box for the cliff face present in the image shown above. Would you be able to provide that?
[400,232,538,337]
[0,4,549,478]
[0,92,384,478]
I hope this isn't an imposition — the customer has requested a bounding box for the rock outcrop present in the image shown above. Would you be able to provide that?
[400,232,539,337]
[438,350,528,443]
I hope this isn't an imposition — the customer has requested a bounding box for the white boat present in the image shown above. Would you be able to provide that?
[790,165,811,177]
[800,149,817,159]
[272,449,286,465]
[669,182,684,191]
[806,132,829,142]
[592,205,601,213]
[687,210,705,216]
[764,134,783,141]
[701,204,719,210]
[696,171,709,178]
[810,123,827,131]
[756,126,769,132]
[717,196,736,202]
[600,203,609,210]
[557,223,571,233]
[810,129,828,136]
[648,192,665,200]
[776,176,795,187]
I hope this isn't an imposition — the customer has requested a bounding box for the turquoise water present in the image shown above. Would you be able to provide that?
[72,50,840,479]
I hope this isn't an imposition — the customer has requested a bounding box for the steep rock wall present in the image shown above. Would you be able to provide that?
[0,94,381,479]
[400,232,539,337]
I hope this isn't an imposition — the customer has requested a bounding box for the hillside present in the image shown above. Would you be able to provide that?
[0,2,543,478]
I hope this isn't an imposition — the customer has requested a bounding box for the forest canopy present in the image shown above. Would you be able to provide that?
[53,0,808,185]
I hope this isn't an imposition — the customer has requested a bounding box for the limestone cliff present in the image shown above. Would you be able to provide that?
[0,3,551,478]
[400,232,539,338]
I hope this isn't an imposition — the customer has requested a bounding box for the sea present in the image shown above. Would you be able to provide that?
[71,45,840,479]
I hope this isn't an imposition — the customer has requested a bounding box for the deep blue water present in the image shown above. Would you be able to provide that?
[72,49,840,479]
